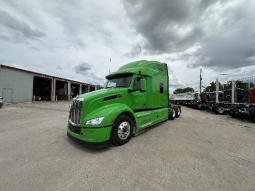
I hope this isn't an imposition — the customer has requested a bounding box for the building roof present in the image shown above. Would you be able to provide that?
[0,64,96,86]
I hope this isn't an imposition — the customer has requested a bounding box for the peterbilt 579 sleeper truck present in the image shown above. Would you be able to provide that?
[67,60,181,148]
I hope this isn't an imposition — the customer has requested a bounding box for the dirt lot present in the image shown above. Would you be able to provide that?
[0,101,255,191]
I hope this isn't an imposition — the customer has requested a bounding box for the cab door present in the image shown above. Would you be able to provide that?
[131,77,147,110]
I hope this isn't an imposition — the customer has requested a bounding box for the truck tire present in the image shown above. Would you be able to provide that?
[195,102,202,110]
[249,108,255,122]
[213,105,224,114]
[169,107,176,120]
[112,115,133,146]
[216,105,225,114]
[175,106,181,118]
[212,105,218,114]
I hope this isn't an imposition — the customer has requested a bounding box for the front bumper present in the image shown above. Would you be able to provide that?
[67,123,112,148]
[67,132,112,148]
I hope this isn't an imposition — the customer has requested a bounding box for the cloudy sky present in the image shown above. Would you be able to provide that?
[0,0,254,93]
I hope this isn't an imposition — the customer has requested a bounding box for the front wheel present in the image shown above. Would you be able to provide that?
[112,115,133,146]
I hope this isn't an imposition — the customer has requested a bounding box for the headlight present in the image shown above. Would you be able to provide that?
[85,117,105,125]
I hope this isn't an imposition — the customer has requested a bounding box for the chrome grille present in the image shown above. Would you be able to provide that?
[69,98,84,125]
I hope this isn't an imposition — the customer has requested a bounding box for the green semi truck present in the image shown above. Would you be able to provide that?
[67,60,181,148]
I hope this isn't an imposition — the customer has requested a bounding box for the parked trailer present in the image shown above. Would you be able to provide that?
[212,88,248,114]
[169,92,198,106]
[229,87,255,122]
[206,91,224,110]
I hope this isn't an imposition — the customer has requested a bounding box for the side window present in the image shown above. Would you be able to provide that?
[157,64,163,71]
[160,83,163,93]
[133,78,140,90]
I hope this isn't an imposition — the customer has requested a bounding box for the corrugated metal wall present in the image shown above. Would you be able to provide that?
[0,67,33,103]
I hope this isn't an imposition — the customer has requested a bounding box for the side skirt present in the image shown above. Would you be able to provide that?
[134,120,167,137]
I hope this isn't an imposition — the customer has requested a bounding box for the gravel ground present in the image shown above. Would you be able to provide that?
[0,101,255,191]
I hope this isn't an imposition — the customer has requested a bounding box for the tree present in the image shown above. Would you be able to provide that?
[173,88,183,94]
[224,81,255,92]
[204,82,223,92]
[183,87,195,93]
[173,87,194,94]
[204,80,254,92]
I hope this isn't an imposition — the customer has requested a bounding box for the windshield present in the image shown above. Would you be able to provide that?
[105,74,133,88]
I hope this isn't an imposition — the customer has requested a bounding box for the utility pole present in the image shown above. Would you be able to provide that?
[200,68,202,94]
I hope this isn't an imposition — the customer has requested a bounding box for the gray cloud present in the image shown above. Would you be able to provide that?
[123,43,141,58]
[73,62,92,74]
[123,0,214,54]
[56,66,62,70]
[0,33,10,41]
[29,46,40,51]
[0,9,46,40]
[187,34,255,70]
[123,0,255,70]
[72,61,106,85]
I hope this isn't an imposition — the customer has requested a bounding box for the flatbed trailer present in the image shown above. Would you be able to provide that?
[229,88,255,122]
[169,92,198,106]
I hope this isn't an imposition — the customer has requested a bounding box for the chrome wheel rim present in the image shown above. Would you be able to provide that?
[172,109,175,117]
[178,108,180,116]
[217,107,224,114]
[117,121,130,140]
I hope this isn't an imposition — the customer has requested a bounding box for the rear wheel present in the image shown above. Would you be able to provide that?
[249,108,255,122]
[112,115,133,146]
[216,106,225,114]
[213,104,224,114]
[175,106,181,118]
[169,107,176,120]
[195,102,202,110]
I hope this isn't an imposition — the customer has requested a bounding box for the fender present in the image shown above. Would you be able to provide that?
[83,103,134,128]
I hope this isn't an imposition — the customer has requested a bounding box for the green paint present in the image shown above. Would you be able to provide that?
[67,60,170,145]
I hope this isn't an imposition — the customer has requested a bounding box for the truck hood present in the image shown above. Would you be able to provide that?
[75,88,130,121]
[78,88,127,100]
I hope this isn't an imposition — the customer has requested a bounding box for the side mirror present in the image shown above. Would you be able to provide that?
[96,85,100,90]
[140,79,146,92]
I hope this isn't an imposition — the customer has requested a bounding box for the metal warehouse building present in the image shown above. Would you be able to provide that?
[0,64,98,103]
